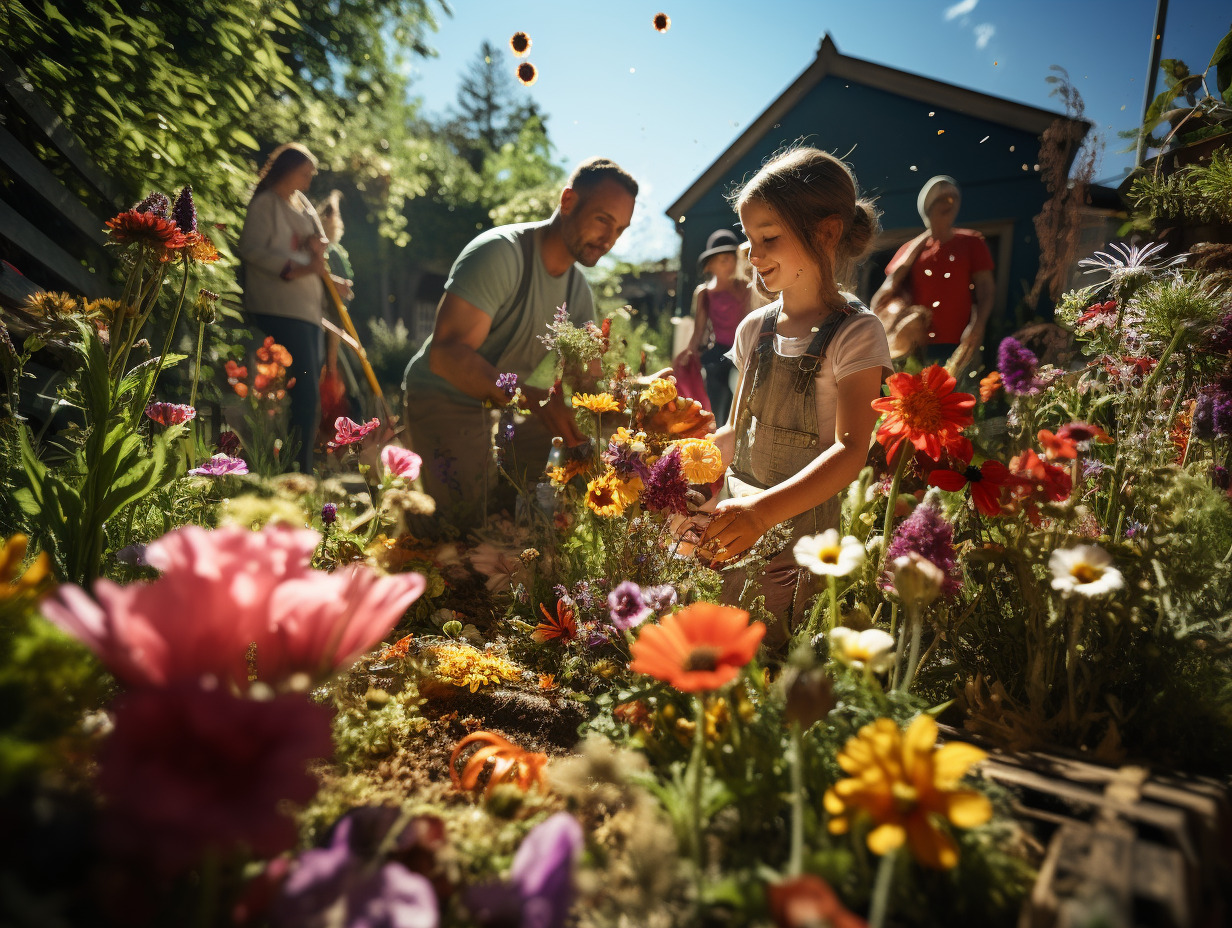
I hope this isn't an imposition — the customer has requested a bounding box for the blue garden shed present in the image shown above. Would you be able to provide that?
[667,35,1089,339]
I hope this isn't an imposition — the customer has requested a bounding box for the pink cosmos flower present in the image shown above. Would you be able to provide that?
[41,524,426,689]
[330,416,380,449]
[98,682,332,872]
[144,402,197,426]
[381,445,422,481]
[188,453,249,476]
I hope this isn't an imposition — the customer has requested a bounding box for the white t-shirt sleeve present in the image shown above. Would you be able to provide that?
[829,312,893,382]
[725,310,765,372]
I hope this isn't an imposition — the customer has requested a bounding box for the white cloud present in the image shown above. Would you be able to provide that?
[974,23,996,49]
[944,0,979,20]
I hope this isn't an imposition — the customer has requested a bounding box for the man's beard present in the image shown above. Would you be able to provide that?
[563,224,600,267]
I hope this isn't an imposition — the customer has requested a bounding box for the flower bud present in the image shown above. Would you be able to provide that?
[890,552,945,609]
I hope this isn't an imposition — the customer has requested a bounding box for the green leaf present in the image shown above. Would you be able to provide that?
[230,128,259,150]
[1207,28,1232,76]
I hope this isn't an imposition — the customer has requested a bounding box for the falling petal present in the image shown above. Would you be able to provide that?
[509,31,531,57]
[653,12,671,32]
[516,61,538,86]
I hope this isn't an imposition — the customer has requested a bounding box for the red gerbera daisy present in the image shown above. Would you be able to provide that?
[871,365,975,464]
[532,600,576,643]
[105,210,187,249]
[629,602,765,692]
[928,459,1014,517]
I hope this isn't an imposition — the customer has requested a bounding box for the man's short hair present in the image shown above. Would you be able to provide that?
[567,157,639,200]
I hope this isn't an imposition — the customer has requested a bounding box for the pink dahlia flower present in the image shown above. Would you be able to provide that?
[188,453,248,476]
[144,402,197,426]
[41,524,425,689]
[381,445,422,481]
[330,416,380,448]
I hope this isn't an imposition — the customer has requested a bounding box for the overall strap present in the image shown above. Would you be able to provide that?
[791,304,867,394]
[755,303,779,351]
[513,225,537,316]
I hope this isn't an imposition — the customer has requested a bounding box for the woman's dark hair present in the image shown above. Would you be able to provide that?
[250,143,317,203]
[730,145,880,299]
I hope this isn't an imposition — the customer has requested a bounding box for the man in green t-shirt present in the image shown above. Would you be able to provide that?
[402,157,638,530]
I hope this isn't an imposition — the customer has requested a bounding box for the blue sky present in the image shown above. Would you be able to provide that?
[402,0,1230,262]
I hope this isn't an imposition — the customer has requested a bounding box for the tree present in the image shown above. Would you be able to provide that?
[447,40,549,171]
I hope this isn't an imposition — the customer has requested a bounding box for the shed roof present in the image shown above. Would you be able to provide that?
[666,34,1084,220]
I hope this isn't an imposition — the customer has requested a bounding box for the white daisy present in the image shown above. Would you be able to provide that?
[793,529,865,577]
[829,627,896,673]
[1049,544,1124,598]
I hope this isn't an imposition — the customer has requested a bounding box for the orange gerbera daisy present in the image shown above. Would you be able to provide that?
[823,714,991,870]
[105,209,187,249]
[629,602,765,692]
[572,392,621,414]
[871,364,975,463]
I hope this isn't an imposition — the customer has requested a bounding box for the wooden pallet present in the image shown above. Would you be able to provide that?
[939,728,1232,928]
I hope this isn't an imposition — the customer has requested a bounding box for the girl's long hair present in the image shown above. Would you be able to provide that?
[249,143,317,204]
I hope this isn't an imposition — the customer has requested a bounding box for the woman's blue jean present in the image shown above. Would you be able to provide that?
[246,313,323,474]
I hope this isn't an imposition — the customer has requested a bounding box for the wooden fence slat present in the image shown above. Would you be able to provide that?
[0,197,98,296]
[0,126,108,246]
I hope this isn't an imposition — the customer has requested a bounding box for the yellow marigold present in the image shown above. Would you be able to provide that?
[823,714,991,869]
[23,292,78,317]
[572,392,621,414]
[0,535,53,601]
[672,438,724,484]
[645,378,678,407]
[546,465,568,486]
[427,642,521,693]
[586,470,629,517]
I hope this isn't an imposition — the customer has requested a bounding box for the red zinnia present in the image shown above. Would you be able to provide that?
[629,602,764,692]
[871,365,975,463]
[928,459,1014,517]
[1010,448,1072,502]
[105,209,187,249]
[144,402,197,426]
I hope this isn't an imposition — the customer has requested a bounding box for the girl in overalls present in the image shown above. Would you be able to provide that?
[700,147,893,647]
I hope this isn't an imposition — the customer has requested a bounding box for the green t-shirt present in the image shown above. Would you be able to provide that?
[402,222,595,406]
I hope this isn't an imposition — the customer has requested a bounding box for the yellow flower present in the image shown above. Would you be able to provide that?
[572,392,621,414]
[645,378,677,407]
[546,466,568,486]
[427,642,521,693]
[0,535,53,602]
[612,426,637,445]
[672,438,725,484]
[614,474,644,506]
[586,470,629,517]
[823,714,991,869]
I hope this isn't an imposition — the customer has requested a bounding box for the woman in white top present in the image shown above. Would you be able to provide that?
[236,143,348,473]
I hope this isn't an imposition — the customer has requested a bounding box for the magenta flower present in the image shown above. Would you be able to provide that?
[330,416,381,449]
[188,453,248,476]
[381,445,423,481]
[997,337,1043,396]
[145,401,197,426]
[98,682,332,872]
[41,524,426,689]
[642,448,690,515]
[883,500,961,597]
[607,581,652,630]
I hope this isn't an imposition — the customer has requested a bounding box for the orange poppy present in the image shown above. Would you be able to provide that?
[376,633,414,662]
[450,731,548,796]
[1010,448,1071,502]
[872,364,975,463]
[629,602,765,692]
[532,600,576,643]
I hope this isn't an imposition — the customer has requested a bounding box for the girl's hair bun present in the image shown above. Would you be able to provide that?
[842,198,880,261]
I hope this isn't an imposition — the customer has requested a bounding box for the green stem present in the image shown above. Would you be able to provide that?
[896,604,924,693]
[690,694,708,905]
[188,320,206,410]
[868,847,897,928]
[139,256,192,413]
[827,575,840,633]
[789,722,805,877]
[880,446,911,561]
[1066,600,1085,726]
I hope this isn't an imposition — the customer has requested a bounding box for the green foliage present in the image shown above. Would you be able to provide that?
[1127,148,1232,226]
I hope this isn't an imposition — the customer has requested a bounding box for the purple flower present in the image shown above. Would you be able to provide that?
[496,372,518,399]
[273,813,439,928]
[321,503,338,525]
[171,184,197,234]
[115,543,148,567]
[1193,388,1232,439]
[188,453,248,477]
[1206,310,1232,356]
[642,448,690,515]
[466,813,583,928]
[571,581,595,610]
[607,581,652,630]
[1080,458,1107,480]
[998,337,1043,396]
[601,441,651,483]
[642,584,677,612]
[1124,520,1148,539]
[884,501,961,597]
[134,192,170,218]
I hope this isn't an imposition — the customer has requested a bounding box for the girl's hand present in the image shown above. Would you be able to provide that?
[698,496,771,564]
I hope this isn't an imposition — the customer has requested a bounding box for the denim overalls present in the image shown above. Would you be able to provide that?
[724,300,869,645]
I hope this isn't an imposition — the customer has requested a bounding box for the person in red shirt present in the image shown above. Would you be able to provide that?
[872,175,995,373]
